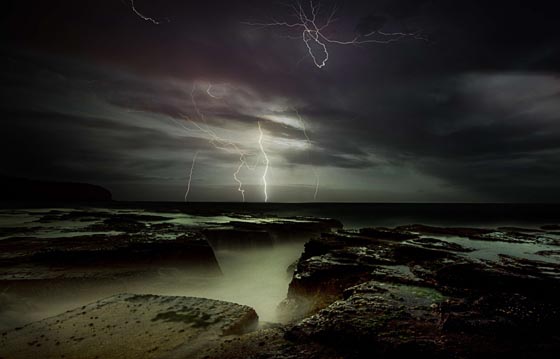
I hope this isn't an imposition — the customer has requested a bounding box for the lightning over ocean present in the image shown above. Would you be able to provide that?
[4,0,558,206]
[3,2,560,358]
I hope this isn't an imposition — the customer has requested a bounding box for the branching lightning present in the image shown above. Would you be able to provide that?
[188,84,259,202]
[165,86,326,203]
[184,151,199,202]
[243,0,427,68]
[294,108,319,200]
[129,0,164,25]
[170,86,326,203]
[164,83,267,202]
[257,121,270,202]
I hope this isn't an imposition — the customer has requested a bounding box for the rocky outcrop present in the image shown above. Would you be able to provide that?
[0,294,258,359]
[4,208,560,358]
[0,232,222,281]
[286,281,446,357]
[229,217,343,241]
[202,217,342,250]
[271,225,560,358]
[279,230,455,319]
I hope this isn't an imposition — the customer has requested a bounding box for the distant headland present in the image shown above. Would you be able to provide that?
[0,176,112,202]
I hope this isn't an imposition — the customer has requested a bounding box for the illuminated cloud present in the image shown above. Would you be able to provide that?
[1,0,560,202]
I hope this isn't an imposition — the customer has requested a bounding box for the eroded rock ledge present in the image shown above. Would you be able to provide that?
[204,224,560,359]
[0,294,258,359]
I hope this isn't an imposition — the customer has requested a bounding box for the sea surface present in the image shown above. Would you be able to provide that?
[4,201,558,228]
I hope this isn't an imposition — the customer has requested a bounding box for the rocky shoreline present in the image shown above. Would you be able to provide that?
[1,208,560,358]
[198,224,560,358]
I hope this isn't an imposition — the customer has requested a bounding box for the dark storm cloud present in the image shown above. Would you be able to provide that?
[293,72,560,199]
[0,109,208,184]
[282,148,373,169]
[1,0,560,201]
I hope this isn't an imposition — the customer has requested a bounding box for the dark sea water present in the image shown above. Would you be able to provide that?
[96,202,560,229]
[3,201,560,227]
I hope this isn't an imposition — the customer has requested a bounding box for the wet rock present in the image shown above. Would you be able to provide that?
[403,237,473,252]
[0,226,42,238]
[495,255,560,286]
[0,232,222,282]
[228,217,342,242]
[273,225,560,358]
[286,281,446,358]
[427,258,560,299]
[399,224,556,245]
[33,210,111,223]
[535,249,560,261]
[358,227,418,241]
[397,224,493,237]
[0,294,258,359]
[89,217,147,232]
[497,226,543,233]
[189,327,341,359]
[369,264,427,286]
[286,259,298,278]
[286,244,394,316]
[282,231,455,320]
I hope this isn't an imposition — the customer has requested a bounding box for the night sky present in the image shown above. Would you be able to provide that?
[2,0,560,202]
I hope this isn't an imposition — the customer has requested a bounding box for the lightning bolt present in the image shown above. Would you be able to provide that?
[129,0,164,25]
[188,84,259,202]
[143,84,324,203]
[293,108,319,200]
[184,151,199,202]
[187,120,253,202]
[165,82,272,203]
[257,121,270,202]
[167,113,252,203]
[206,83,221,99]
[243,0,427,68]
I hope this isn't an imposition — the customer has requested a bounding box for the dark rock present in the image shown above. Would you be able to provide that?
[497,226,543,233]
[358,227,418,240]
[0,227,41,238]
[398,224,554,244]
[0,294,258,359]
[273,225,560,358]
[88,216,147,232]
[403,237,473,252]
[396,224,493,237]
[0,232,222,281]
[282,231,456,320]
[535,249,560,260]
[286,282,445,358]
[229,217,343,242]
[428,259,560,300]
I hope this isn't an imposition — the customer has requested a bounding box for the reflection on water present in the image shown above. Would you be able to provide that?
[431,235,560,265]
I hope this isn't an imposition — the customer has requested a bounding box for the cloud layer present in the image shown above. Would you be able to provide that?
[1,0,560,202]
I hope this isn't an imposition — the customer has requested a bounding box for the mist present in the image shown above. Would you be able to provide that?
[152,242,305,323]
[0,241,306,331]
